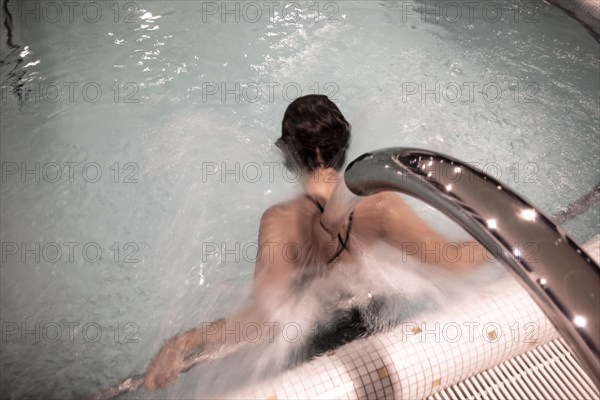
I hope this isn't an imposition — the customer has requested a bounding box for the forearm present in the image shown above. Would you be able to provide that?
[170,318,226,354]
[144,305,267,390]
[379,193,488,271]
[429,241,487,270]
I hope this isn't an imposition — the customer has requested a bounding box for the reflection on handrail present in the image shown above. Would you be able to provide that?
[344,147,600,387]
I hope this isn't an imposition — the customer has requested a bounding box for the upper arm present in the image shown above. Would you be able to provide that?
[379,192,447,246]
[379,193,485,270]
[252,206,297,304]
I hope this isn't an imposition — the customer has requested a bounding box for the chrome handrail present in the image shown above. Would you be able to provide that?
[344,147,600,386]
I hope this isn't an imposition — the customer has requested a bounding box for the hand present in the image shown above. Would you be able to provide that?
[143,339,185,391]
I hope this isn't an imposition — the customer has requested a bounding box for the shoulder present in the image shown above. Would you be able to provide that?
[355,192,406,213]
[260,204,285,224]
[258,197,313,241]
[351,192,410,237]
[260,197,304,223]
[374,192,409,208]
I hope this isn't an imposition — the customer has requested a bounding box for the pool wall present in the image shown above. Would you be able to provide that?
[546,0,600,38]
[226,279,559,399]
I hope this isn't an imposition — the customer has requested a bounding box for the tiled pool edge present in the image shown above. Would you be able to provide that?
[223,240,599,399]
[226,280,559,399]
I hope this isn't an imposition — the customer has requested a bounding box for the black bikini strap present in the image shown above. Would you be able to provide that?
[328,211,353,263]
[340,212,353,250]
[305,194,324,213]
[305,194,353,263]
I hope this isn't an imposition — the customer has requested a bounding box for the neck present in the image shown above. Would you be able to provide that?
[303,168,340,203]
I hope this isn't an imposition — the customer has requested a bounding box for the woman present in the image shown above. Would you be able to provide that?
[143,95,485,390]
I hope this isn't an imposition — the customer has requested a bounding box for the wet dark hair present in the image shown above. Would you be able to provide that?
[276,95,351,172]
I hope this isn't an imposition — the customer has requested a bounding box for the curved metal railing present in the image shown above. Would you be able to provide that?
[344,147,600,387]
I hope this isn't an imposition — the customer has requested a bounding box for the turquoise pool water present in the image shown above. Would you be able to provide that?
[1,1,598,398]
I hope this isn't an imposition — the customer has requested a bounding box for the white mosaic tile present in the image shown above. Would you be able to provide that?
[225,279,559,399]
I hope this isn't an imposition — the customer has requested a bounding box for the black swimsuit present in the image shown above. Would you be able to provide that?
[305,194,354,263]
